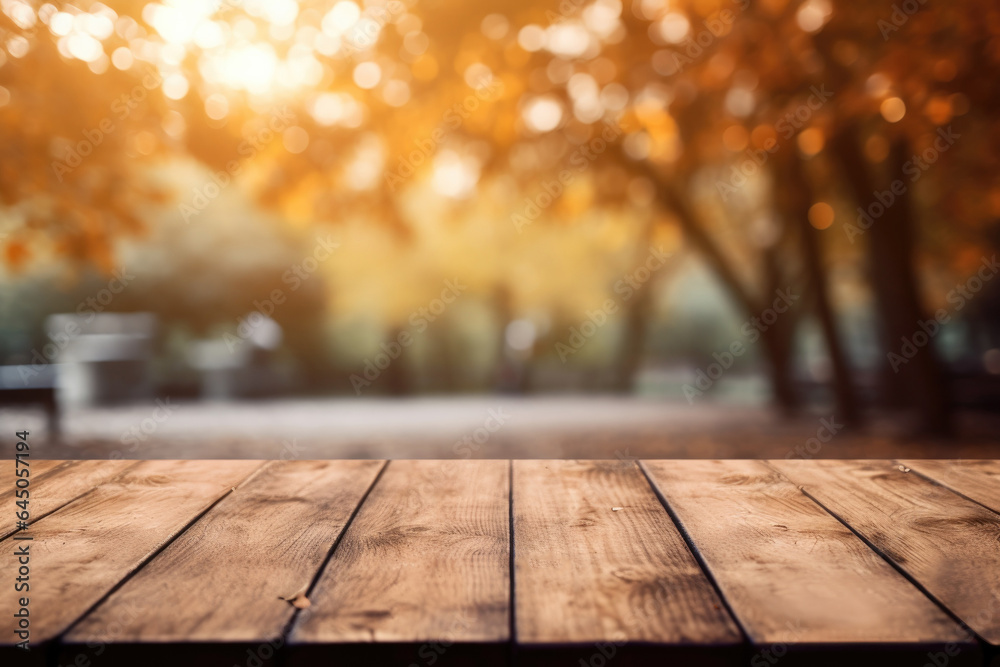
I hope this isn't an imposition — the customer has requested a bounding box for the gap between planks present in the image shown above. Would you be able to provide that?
[55,461,386,667]
[0,460,268,650]
[770,459,1000,649]
[286,460,511,667]
[6,459,997,667]
[0,460,138,540]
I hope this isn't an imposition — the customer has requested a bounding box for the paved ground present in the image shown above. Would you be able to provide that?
[3,396,999,460]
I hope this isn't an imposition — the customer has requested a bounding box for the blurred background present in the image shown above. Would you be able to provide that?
[0,0,998,459]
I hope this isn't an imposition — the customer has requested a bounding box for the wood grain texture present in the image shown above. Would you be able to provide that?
[0,458,61,497]
[644,459,973,660]
[772,459,1000,646]
[0,460,263,645]
[0,460,136,538]
[3,458,998,665]
[513,460,741,666]
[289,459,510,656]
[0,456,60,520]
[63,460,383,647]
[899,459,1000,514]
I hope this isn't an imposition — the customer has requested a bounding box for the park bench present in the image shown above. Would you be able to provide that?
[0,366,58,436]
[2,459,997,666]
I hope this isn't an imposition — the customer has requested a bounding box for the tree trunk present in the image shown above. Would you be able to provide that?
[384,326,412,396]
[878,139,952,434]
[632,157,801,414]
[831,126,909,409]
[779,152,862,425]
[758,318,799,415]
[614,282,653,393]
[760,240,800,415]
[832,126,952,434]
[613,216,661,392]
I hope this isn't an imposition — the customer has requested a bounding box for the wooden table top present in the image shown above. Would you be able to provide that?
[3,459,999,667]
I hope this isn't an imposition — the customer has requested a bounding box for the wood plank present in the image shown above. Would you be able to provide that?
[289,460,509,667]
[60,460,383,666]
[771,458,1000,647]
[0,459,62,523]
[513,460,742,667]
[899,459,1000,514]
[0,460,136,538]
[0,459,263,648]
[0,458,61,495]
[644,459,977,665]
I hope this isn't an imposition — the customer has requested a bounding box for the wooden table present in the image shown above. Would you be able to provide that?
[3,459,999,666]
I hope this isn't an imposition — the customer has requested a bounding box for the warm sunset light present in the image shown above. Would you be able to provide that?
[0,2,999,661]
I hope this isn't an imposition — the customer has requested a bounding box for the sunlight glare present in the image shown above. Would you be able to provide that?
[144,2,214,45]
[523,96,564,133]
[322,2,361,36]
[432,150,481,199]
[204,43,279,93]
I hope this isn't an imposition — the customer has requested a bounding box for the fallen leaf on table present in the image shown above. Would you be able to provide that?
[279,584,312,609]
